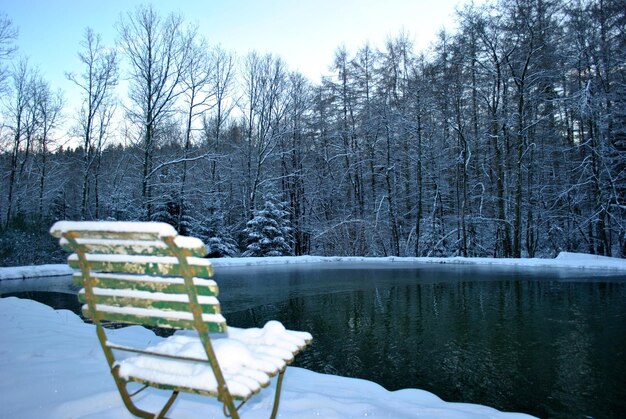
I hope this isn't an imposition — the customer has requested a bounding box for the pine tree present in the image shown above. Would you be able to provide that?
[150,196,180,226]
[50,189,68,222]
[204,234,239,258]
[189,201,239,258]
[242,196,292,257]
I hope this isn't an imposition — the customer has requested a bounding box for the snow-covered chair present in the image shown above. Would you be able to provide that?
[50,221,312,419]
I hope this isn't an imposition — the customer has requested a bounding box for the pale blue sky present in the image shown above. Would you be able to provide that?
[2,0,477,114]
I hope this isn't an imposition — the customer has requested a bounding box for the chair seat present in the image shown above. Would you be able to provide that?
[117,321,312,400]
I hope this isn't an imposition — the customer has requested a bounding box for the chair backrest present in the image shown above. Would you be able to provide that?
[50,221,227,333]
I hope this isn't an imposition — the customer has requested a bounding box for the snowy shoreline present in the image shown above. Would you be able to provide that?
[208,251,626,271]
[0,263,74,280]
[1,251,625,281]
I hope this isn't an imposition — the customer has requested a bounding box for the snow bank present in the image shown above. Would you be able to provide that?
[0,264,72,280]
[208,252,626,271]
[0,297,535,418]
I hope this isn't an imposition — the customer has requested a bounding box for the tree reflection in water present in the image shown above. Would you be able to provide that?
[220,265,626,419]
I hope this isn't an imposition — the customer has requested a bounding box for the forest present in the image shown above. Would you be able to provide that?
[0,0,624,265]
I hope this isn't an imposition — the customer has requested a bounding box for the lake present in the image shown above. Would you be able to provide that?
[2,263,625,418]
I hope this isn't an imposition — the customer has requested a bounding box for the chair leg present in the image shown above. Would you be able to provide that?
[97,328,155,418]
[111,371,153,418]
[269,369,286,419]
[223,400,244,418]
[115,377,178,419]
[156,391,179,419]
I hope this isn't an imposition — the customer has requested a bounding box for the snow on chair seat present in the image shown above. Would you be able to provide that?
[50,221,312,419]
[117,322,310,400]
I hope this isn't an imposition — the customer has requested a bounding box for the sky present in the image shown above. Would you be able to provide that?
[1,0,478,123]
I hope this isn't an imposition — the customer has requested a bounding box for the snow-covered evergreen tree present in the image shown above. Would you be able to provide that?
[204,234,239,258]
[189,200,239,258]
[150,198,179,226]
[242,195,293,257]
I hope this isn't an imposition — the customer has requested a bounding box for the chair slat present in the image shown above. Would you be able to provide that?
[78,290,221,314]
[62,239,171,256]
[50,221,177,241]
[65,230,164,241]
[72,273,219,296]
[68,254,213,277]
[83,305,227,332]
[60,236,206,257]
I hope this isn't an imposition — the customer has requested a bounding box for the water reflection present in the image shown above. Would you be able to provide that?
[218,265,626,419]
[1,290,82,312]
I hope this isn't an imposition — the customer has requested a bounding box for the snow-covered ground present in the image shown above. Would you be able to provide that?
[0,297,535,418]
[0,263,74,280]
[207,251,626,271]
[1,251,625,281]
[1,252,624,418]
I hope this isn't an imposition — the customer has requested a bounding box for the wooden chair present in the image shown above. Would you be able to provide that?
[50,221,312,419]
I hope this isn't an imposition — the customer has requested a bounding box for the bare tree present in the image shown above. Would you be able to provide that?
[206,46,236,184]
[0,13,18,92]
[117,4,189,218]
[92,102,117,219]
[178,28,213,232]
[4,59,34,227]
[281,72,311,255]
[239,52,288,216]
[34,78,63,220]
[67,27,118,219]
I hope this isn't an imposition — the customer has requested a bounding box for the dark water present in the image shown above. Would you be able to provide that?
[1,289,82,312]
[3,264,626,418]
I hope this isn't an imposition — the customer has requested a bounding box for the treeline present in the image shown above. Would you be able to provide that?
[1,0,624,265]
